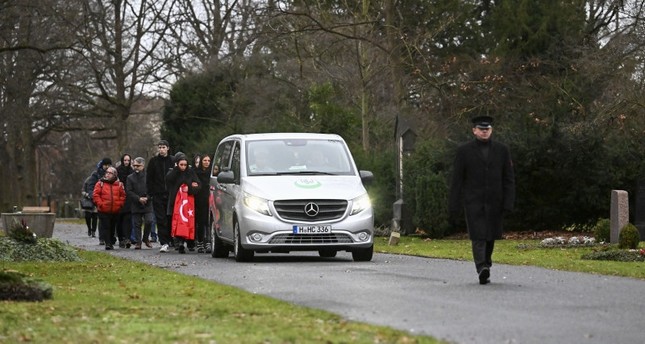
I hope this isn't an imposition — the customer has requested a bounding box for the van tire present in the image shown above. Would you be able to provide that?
[211,224,228,258]
[234,222,254,262]
[351,245,373,262]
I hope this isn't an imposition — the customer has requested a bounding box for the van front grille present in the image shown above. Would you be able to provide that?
[268,233,353,244]
[274,199,348,222]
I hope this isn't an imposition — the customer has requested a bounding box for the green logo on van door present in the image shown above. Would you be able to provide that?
[295,179,322,189]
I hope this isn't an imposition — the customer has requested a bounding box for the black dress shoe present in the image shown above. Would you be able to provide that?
[479,268,490,285]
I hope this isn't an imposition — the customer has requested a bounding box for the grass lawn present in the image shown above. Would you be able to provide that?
[1,250,441,344]
[374,236,645,280]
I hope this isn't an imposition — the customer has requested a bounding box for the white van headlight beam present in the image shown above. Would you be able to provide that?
[243,193,271,216]
[350,193,371,215]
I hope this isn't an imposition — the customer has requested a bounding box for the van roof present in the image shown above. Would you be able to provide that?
[221,132,345,142]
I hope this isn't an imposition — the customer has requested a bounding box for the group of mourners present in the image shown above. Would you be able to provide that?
[81,140,214,254]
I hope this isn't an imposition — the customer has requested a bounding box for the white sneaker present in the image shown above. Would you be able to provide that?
[159,244,169,253]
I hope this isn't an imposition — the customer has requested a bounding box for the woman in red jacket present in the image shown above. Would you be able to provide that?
[93,166,126,250]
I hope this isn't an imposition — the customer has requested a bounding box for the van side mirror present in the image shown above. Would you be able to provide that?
[217,170,235,184]
[359,170,374,185]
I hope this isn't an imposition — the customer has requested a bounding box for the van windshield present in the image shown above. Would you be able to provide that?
[246,139,356,176]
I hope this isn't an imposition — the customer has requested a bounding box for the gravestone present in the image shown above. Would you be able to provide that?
[1,213,56,238]
[610,190,629,244]
[634,179,645,241]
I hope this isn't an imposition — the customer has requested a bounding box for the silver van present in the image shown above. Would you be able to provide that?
[209,133,374,262]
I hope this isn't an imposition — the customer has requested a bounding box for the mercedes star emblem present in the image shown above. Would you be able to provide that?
[304,202,319,217]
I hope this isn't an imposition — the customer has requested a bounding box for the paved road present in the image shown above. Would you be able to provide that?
[53,222,644,344]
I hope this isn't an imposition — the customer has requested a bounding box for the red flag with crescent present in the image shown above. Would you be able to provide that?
[172,183,195,240]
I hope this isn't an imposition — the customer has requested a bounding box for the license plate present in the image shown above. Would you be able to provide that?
[292,225,332,234]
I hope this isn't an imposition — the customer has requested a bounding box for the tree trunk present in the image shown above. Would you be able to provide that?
[116,105,130,154]
[2,98,38,210]
[384,0,404,106]
[359,0,371,152]
[0,49,39,210]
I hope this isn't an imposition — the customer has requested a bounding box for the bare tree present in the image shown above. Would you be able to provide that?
[0,0,88,210]
[157,0,265,76]
[265,1,401,152]
[0,0,175,210]
[72,0,177,152]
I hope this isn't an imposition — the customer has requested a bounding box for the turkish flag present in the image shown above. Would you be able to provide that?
[172,184,195,240]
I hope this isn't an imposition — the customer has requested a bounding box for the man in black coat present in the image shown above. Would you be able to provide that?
[147,140,175,252]
[449,115,515,284]
[127,157,154,249]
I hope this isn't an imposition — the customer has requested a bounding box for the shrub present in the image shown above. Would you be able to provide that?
[403,139,453,238]
[0,237,81,262]
[0,271,53,302]
[581,249,645,262]
[0,236,81,302]
[592,218,610,243]
[412,172,449,238]
[619,223,641,249]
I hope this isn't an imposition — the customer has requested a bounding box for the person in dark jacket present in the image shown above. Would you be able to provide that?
[449,115,515,285]
[193,154,212,253]
[126,157,154,249]
[166,152,200,254]
[82,158,112,240]
[116,153,134,248]
[147,140,174,252]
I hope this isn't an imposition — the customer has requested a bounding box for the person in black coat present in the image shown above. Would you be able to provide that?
[82,158,111,239]
[166,152,201,254]
[127,157,154,249]
[449,115,515,285]
[147,140,174,252]
[116,153,134,248]
[193,154,212,253]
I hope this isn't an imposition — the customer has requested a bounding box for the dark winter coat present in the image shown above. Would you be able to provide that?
[116,157,134,184]
[147,154,174,196]
[126,169,153,214]
[165,166,201,216]
[84,163,106,195]
[82,165,105,211]
[117,157,134,213]
[194,166,212,227]
[449,139,515,241]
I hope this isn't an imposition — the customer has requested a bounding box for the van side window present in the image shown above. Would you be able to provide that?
[214,140,234,175]
[231,141,241,183]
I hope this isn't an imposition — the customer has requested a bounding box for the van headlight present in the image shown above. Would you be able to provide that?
[350,193,371,215]
[243,193,271,216]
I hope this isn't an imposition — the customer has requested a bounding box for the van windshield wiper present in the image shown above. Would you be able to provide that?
[275,171,336,175]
